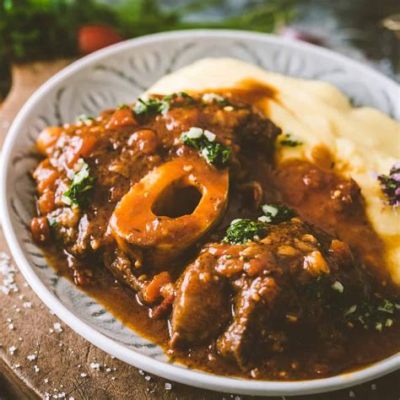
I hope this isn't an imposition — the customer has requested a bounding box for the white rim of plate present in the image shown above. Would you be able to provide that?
[1,30,400,396]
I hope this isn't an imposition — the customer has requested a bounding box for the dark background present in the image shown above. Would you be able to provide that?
[1,0,399,101]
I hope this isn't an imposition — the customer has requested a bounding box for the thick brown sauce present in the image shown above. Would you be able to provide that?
[43,156,400,381]
[34,83,400,381]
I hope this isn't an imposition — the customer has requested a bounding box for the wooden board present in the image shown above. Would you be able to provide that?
[0,61,400,400]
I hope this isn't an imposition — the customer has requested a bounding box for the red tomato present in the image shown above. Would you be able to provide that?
[78,25,123,54]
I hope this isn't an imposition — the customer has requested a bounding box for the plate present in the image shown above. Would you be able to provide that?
[1,30,400,396]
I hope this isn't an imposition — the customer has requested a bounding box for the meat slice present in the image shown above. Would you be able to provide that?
[170,252,230,347]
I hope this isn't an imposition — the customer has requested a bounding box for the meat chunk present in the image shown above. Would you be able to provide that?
[170,252,230,347]
[170,218,374,369]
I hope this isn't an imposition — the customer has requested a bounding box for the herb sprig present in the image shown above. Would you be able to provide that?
[62,161,95,208]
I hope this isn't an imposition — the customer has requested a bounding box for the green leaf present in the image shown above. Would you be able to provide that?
[62,161,95,208]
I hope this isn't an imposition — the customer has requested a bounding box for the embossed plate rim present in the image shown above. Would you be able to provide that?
[1,30,400,396]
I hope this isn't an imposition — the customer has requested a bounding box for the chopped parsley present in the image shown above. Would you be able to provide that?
[47,215,58,229]
[76,114,94,123]
[344,298,400,331]
[223,219,268,244]
[378,162,400,207]
[280,133,303,147]
[201,93,231,106]
[259,204,296,224]
[180,127,231,168]
[133,92,194,116]
[62,161,95,208]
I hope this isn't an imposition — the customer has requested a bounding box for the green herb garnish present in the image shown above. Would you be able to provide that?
[76,114,94,123]
[134,92,194,116]
[280,133,303,147]
[201,93,231,106]
[259,204,296,224]
[378,162,400,207]
[223,219,268,244]
[345,298,400,331]
[62,162,95,208]
[180,127,231,168]
[47,215,58,229]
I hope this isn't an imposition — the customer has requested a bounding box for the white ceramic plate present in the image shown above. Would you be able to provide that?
[1,30,400,397]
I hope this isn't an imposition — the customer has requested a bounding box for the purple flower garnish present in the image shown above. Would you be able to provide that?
[378,163,400,207]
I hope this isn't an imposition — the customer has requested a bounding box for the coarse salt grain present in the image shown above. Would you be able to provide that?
[80,372,87,378]
[53,322,63,333]
[33,365,40,373]
[164,382,172,390]
[8,346,17,355]
[27,354,37,362]
[90,362,101,371]
[23,301,32,309]
[144,375,151,381]
[0,252,18,294]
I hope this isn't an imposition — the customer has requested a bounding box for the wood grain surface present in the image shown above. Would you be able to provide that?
[0,60,399,400]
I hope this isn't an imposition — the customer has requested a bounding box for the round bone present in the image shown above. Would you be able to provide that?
[109,156,229,264]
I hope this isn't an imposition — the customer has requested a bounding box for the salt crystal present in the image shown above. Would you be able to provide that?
[164,382,172,390]
[8,323,14,330]
[80,372,87,378]
[8,346,17,355]
[33,365,40,373]
[90,362,101,371]
[53,322,63,333]
[44,378,49,383]
[144,375,151,381]
[23,301,32,309]
[0,252,18,296]
[27,354,37,362]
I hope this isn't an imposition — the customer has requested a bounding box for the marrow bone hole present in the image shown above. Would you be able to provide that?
[152,180,202,218]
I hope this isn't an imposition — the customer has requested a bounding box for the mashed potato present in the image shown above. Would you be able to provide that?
[149,58,400,283]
